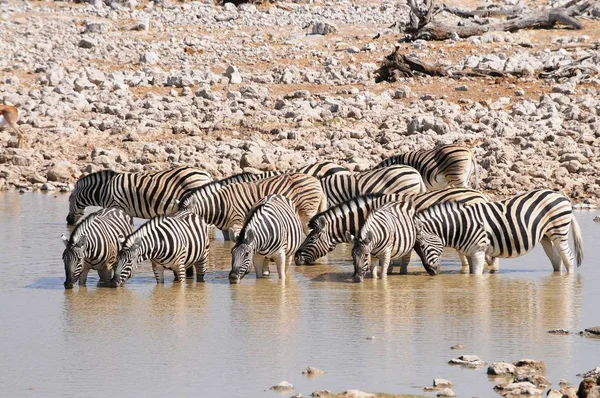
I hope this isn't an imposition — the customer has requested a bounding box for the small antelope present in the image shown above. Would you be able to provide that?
[0,105,24,148]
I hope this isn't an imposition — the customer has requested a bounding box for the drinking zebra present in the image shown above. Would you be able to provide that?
[375,145,478,190]
[348,201,418,282]
[321,165,425,207]
[414,189,583,274]
[177,173,326,239]
[295,188,489,266]
[110,210,209,286]
[66,166,212,225]
[61,207,133,289]
[229,195,304,283]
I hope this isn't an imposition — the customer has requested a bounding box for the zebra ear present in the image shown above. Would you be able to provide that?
[118,234,126,244]
[244,228,255,245]
[76,235,88,247]
[344,231,355,243]
[316,216,326,230]
[364,230,374,244]
[61,234,69,247]
[414,218,423,235]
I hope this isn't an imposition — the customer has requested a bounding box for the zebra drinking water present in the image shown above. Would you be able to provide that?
[414,189,584,274]
[177,173,326,239]
[295,188,489,266]
[320,165,425,207]
[229,195,304,283]
[375,144,478,190]
[66,166,212,225]
[348,201,419,282]
[111,210,210,286]
[61,207,133,289]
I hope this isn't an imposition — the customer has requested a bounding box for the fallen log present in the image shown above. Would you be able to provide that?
[405,0,594,41]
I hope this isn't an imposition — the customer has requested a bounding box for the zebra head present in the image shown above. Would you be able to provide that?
[413,218,442,276]
[295,216,331,265]
[111,236,141,288]
[229,228,256,284]
[348,230,374,283]
[62,234,88,289]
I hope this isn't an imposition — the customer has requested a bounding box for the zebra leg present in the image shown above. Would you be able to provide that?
[222,229,231,241]
[378,253,391,279]
[486,255,500,273]
[195,254,208,283]
[185,266,194,279]
[79,266,90,286]
[552,237,575,273]
[275,250,286,280]
[467,252,486,275]
[174,261,186,283]
[152,261,165,283]
[541,236,562,272]
[253,255,265,279]
[459,253,470,270]
[97,267,112,283]
[398,252,411,275]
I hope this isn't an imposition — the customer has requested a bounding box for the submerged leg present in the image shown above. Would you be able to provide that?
[97,267,112,283]
[152,261,165,283]
[398,252,411,275]
[379,253,391,279]
[552,237,575,273]
[195,253,208,282]
[467,252,486,275]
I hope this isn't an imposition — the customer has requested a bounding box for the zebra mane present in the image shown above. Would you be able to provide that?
[75,169,117,187]
[308,192,388,229]
[67,212,98,246]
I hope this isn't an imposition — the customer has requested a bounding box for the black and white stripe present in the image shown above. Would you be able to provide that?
[295,188,489,265]
[111,210,210,286]
[177,173,326,238]
[61,207,133,289]
[349,201,417,282]
[66,166,212,225]
[376,145,478,190]
[229,195,304,283]
[321,165,425,207]
[414,189,584,274]
[295,161,351,178]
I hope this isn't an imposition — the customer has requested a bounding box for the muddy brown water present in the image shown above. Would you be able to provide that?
[0,192,599,397]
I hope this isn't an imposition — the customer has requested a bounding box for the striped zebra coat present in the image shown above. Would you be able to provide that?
[177,173,326,238]
[229,195,304,283]
[111,209,210,286]
[61,207,133,289]
[66,166,212,225]
[223,161,351,186]
[321,165,425,207]
[414,189,584,274]
[348,201,417,282]
[376,145,478,190]
[295,188,489,266]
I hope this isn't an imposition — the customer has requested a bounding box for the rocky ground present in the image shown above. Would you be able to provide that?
[0,0,599,202]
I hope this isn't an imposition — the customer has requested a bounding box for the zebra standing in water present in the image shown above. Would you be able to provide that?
[177,173,326,239]
[375,144,478,190]
[229,195,304,283]
[295,188,489,266]
[320,165,425,207]
[348,201,419,282]
[414,189,584,274]
[66,166,212,225]
[61,207,133,289]
[111,210,210,286]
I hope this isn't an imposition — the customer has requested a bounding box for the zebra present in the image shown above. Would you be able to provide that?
[347,201,417,282]
[177,173,326,240]
[295,187,489,267]
[66,166,212,225]
[229,195,304,283]
[375,144,478,190]
[61,207,133,289]
[320,165,425,207]
[295,161,351,178]
[414,189,584,274]
[110,209,210,286]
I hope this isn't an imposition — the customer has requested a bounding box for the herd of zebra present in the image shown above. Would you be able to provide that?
[60,144,583,289]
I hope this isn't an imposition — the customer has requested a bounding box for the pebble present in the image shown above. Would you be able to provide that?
[271,381,294,391]
[302,366,324,376]
[448,355,485,367]
[436,388,456,397]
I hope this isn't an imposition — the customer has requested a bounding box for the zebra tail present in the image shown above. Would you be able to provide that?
[571,214,583,267]
[471,157,479,189]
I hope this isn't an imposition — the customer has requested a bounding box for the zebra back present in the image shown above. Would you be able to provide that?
[413,187,488,211]
[375,145,476,190]
[218,170,283,186]
[295,161,351,179]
